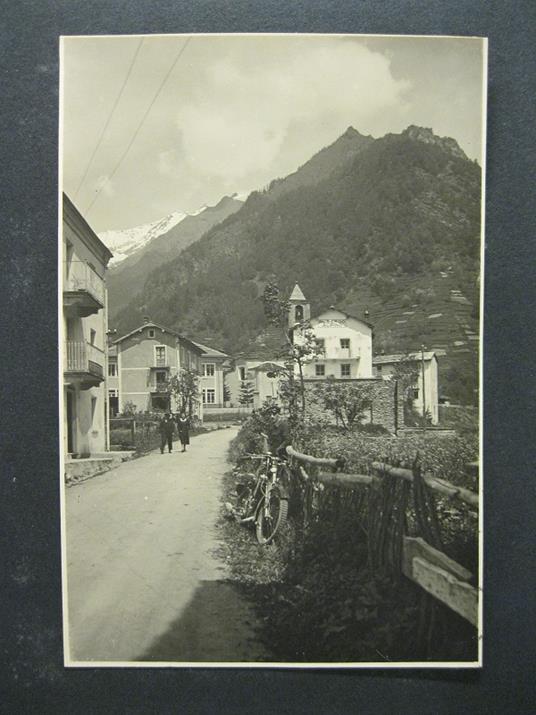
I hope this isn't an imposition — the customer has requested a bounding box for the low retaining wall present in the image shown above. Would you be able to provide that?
[65,451,134,485]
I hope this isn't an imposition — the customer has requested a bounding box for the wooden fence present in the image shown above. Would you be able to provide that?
[285,445,479,628]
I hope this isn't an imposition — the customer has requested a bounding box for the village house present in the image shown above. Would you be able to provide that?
[107,342,119,416]
[191,340,229,409]
[224,323,287,409]
[62,193,113,458]
[226,357,286,409]
[111,319,204,415]
[289,284,374,379]
[372,351,439,425]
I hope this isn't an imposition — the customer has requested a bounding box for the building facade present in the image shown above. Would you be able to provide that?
[289,285,373,380]
[62,193,113,457]
[107,343,119,416]
[191,341,229,408]
[112,320,204,415]
[226,357,286,409]
[372,351,439,425]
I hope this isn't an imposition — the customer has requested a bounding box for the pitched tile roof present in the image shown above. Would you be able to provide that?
[190,340,229,358]
[113,321,204,354]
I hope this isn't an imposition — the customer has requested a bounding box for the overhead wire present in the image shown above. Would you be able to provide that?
[74,37,144,200]
[85,36,192,217]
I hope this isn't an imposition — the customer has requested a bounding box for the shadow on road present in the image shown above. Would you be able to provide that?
[135,579,270,663]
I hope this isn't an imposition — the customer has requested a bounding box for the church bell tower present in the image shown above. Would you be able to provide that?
[288,283,310,329]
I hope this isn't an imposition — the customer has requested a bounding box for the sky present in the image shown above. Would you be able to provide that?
[61,34,486,233]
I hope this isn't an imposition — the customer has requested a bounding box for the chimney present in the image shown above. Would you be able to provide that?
[364,309,370,321]
[143,316,150,324]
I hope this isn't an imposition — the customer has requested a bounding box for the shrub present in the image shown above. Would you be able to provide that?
[355,423,390,436]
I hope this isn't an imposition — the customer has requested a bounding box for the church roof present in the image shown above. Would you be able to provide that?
[289,283,306,302]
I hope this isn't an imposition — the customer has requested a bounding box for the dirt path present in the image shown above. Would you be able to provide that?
[64,427,268,663]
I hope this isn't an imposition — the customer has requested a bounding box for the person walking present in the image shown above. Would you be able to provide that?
[159,412,175,454]
[176,410,190,452]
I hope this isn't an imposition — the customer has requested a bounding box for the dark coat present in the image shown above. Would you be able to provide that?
[159,416,175,437]
[176,416,190,445]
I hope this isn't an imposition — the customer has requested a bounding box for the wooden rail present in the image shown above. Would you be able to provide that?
[402,538,478,627]
[318,471,375,487]
[287,447,478,509]
[286,445,339,468]
[372,462,479,509]
[286,444,479,627]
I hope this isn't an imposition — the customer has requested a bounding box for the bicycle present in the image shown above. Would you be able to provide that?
[232,451,290,545]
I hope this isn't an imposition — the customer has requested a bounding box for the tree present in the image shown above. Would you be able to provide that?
[238,381,255,407]
[314,378,375,431]
[388,354,420,403]
[162,368,200,417]
[262,279,323,427]
[122,400,137,416]
[223,382,231,405]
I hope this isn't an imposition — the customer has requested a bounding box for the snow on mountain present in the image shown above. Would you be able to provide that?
[99,211,188,267]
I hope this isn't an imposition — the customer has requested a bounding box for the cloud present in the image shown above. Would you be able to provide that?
[177,40,410,183]
[95,174,116,198]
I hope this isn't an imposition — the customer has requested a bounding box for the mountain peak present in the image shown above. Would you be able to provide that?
[342,126,360,138]
[402,125,467,160]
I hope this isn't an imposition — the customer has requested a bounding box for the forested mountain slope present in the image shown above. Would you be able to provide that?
[107,196,243,318]
[113,126,481,403]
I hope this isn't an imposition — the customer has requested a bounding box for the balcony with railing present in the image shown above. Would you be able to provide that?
[326,345,359,360]
[153,355,169,368]
[64,260,105,316]
[64,341,105,388]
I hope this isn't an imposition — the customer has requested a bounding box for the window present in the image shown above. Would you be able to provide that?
[90,329,96,345]
[412,388,420,400]
[108,390,119,417]
[155,370,167,385]
[151,395,168,411]
[203,363,215,377]
[295,305,304,321]
[315,364,325,377]
[316,338,325,352]
[108,362,117,377]
[239,366,246,381]
[203,389,216,404]
[155,345,166,366]
[91,396,97,422]
[340,338,350,349]
[341,364,351,377]
[148,329,155,338]
[375,364,382,375]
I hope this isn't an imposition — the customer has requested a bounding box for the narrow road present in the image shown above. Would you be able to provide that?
[65,427,268,663]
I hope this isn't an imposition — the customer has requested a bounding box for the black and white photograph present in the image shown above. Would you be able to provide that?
[60,33,486,667]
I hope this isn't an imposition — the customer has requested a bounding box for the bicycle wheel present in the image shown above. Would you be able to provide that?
[255,488,288,545]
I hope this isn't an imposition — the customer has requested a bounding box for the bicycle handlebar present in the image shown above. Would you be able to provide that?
[241,452,287,463]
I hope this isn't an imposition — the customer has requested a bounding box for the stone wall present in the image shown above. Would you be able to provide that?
[303,378,404,434]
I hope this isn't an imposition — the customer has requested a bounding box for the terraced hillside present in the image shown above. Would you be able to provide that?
[344,269,479,403]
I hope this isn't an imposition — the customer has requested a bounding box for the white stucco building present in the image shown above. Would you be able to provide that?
[372,351,439,424]
[289,284,373,380]
[62,193,113,458]
[192,341,229,408]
